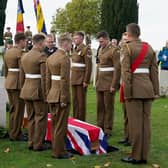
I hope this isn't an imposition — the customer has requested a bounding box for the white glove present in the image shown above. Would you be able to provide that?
[163,55,167,61]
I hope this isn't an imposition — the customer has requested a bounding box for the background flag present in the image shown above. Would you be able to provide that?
[34,0,47,34]
[16,0,25,32]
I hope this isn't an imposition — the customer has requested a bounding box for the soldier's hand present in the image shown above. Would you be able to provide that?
[83,82,88,88]
[60,102,67,108]
[110,87,115,93]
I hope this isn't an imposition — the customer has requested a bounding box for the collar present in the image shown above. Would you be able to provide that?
[58,48,68,56]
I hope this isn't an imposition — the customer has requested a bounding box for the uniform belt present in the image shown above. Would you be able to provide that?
[25,74,41,79]
[99,67,114,72]
[8,68,20,72]
[134,68,149,73]
[51,75,61,80]
[71,63,86,67]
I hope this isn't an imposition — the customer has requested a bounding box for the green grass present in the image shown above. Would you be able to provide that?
[0,86,168,168]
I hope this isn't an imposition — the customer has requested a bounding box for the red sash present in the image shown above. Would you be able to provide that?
[120,42,149,102]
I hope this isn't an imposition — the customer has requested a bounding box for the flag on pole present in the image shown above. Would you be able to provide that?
[34,0,47,34]
[16,0,25,32]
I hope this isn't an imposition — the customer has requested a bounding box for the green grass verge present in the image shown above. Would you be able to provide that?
[0,86,167,168]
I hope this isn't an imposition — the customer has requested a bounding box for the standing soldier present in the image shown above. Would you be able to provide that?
[3,27,13,41]
[121,23,159,164]
[25,26,32,38]
[118,32,130,146]
[20,34,48,151]
[4,32,26,141]
[96,31,120,137]
[46,33,73,159]
[71,32,92,121]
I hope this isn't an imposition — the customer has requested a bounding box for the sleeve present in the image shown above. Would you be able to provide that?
[60,57,70,104]
[120,44,132,98]
[158,50,165,62]
[46,59,51,97]
[150,51,159,96]
[19,56,25,88]
[4,54,8,78]
[40,55,47,101]
[111,48,121,89]
[84,46,92,83]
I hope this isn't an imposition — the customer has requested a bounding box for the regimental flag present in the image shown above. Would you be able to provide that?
[34,0,47,34]
[16,0,25,32]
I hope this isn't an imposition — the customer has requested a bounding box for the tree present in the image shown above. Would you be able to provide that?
[0,0,8,45]
[51,0,101,35]
[101,0,138,40]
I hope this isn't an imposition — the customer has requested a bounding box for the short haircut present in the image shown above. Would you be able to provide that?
[58,33,72,46]
[46,34,53,39]
[32,34,46,44]
[122,32,127,36]
[97,31,109,39]
[14,32,26,43]
[74,31,84,39]
[112,38,118,43]
[126,23,140,38]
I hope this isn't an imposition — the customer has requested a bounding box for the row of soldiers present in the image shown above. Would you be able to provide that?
[4,23,159,163]
[3,26,32,41]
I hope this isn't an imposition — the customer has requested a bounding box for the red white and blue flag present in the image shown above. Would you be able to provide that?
[46,115,107,155]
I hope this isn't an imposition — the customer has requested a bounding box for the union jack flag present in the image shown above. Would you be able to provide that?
[46,115,107,155]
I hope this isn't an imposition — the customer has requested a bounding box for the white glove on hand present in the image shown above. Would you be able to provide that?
[163,55,167,61]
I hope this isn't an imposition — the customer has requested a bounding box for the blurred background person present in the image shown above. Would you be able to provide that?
[25,26,32,39]
[44,34,57,56]
[1,39,13,76]
[3,27,13,42]
[111,38,118,47]
[158,40,168,70]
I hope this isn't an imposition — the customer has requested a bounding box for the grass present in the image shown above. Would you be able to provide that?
[0,85,168,168]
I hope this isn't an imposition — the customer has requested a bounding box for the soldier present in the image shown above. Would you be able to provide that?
[25,26,32,38]
[20,34,48,151]
[44,34,57,56]
[1,39,13,76]
[118,32,131,146]
[3,27,13,41]
[4,32,26,141]
[120,23,159,164]
[71,31,92,121]
[46,33,73,159]
[96,31,120,137]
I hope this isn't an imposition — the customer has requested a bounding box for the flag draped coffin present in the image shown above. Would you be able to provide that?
[46,114,107,155]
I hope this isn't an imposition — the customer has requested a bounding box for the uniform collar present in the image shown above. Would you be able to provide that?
[58,48,68,56]
[101,42,112,53]
[59,48,66,52]
[75,43,85,51]
[13,46,23,52]
[129,38,141,43]
[32,47,42,52]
